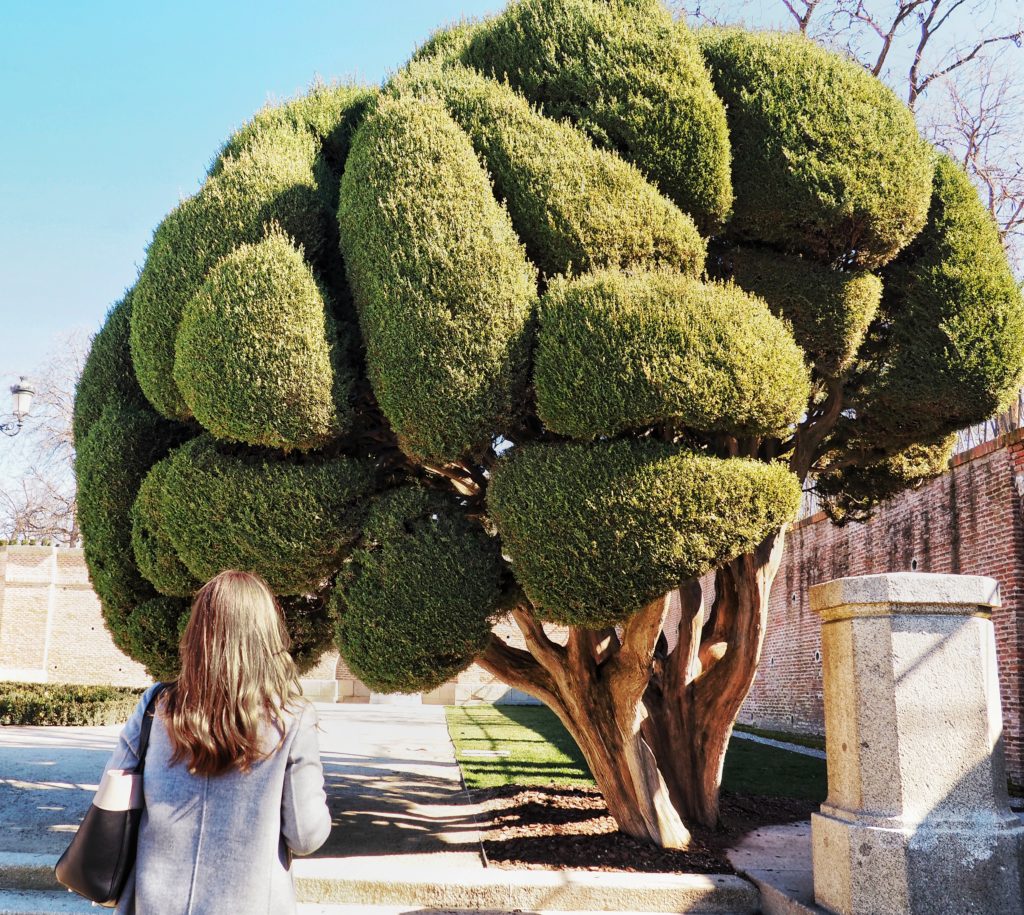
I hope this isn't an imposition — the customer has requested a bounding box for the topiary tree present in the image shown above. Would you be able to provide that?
[75,1,1024,849]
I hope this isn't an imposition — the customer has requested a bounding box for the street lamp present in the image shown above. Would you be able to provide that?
[1,377,35,436]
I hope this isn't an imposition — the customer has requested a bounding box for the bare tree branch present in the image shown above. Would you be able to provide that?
[1,329,89,545]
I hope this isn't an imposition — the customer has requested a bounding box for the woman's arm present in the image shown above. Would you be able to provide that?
[281,701,332,857]
[103,683,163,772]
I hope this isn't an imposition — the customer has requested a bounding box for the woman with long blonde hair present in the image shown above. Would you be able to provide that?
[105,570,331,914]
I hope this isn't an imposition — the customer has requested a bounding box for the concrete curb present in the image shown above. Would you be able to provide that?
[294,857,758,912]
[0,853,759,914]
[731,731,826,760]
[0,856,59,892]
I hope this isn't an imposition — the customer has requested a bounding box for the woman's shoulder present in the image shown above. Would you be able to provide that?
[280,696,317,727]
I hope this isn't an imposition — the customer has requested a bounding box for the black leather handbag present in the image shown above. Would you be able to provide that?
[55,683,167,907]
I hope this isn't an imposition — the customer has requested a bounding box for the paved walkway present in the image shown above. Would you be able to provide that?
[313,704,483,863]
[0,704,484,863]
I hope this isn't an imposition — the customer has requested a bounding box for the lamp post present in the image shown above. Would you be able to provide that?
[1,377,35,436]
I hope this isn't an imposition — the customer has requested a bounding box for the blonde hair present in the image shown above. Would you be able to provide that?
[162,570,302,776]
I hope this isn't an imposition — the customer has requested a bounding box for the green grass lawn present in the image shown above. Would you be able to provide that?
[445,705,828,802]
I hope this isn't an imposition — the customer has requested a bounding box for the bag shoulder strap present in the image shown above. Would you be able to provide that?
[135,683,168,774]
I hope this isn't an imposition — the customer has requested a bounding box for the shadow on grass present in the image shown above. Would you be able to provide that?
[447,704,828,804]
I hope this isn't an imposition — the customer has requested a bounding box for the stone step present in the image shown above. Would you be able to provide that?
[292,856,758,913]
[0,892,755,915]
[0,853,759,914]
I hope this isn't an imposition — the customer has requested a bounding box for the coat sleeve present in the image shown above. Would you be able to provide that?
[281,701,332,856]
[104,683,163,773]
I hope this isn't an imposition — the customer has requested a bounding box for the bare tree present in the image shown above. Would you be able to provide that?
[0,330,89,546]
[781,0,823,33]
[929,55,1024,257]
[824,1,1022,111]
[671,0,1024,260]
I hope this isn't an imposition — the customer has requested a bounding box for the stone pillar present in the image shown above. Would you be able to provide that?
[810,572,1023,915]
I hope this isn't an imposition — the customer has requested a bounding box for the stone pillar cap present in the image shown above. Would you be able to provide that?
[810,572,1000,618]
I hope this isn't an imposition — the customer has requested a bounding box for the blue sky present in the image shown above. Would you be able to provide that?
[0,0,504,392]
[2,0,1018,401]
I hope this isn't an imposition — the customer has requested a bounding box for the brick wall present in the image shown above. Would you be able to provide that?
[741,430,1024,787]
[0,545,150,687]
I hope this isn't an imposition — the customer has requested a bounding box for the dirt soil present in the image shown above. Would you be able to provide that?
[469,784,817,874]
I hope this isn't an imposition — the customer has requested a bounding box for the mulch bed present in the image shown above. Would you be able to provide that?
[469,784,817,874]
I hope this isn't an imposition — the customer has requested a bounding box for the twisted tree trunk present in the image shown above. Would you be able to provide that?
[478,595,692,848]
[478,529,788,845]
[643,529,788,827]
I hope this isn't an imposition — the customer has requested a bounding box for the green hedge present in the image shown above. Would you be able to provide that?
[130,124,332,420]
[131,458,199,597]
[461,0,732,230]
[849,156,1024,447]
[76,401,191,618]
[338,93,537,462]
[721,246,882,377]
[160,435,375,594]
[334,487,502,693]
[699,28,933,268]
[488,439,801,627]
[73,292,150,446]
[391,62,706,278]
[535,269,809,439]
[0,682,145,727]
[174,231,354,450]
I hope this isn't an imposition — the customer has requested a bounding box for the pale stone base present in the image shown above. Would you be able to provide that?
[812,806,1024,915]
[299,678,339,702]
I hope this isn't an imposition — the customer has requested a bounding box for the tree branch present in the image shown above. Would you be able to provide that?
[511,606,565,675]
[791,377,844,480]
[667,581,705,689]
[610,593,673,697]
[478,634,561,708]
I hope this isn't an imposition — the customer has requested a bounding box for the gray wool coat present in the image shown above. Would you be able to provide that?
[107,683,332,915]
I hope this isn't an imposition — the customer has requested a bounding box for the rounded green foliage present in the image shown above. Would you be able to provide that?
[213,82,376,181]
[461,0,733,230]
[816,434,957,525]
[535,269,809,439]
[391,62,706,278]
[849,156,1024,447]
[334,487,502,693]
[160,435,375,594]
[720,246,882,376]
[174,231,354,450]
[73,292,150,446]
[698,29,933,268]
[75,400,191,619]
[117,595,190,682]
[338,93,537,462]
[412,18,488,65]
[278,592,336,676]
[131,458,200,598]
[130,124,333,420]
[488,439,801,627]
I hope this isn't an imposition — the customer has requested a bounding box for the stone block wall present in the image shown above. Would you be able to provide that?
[741,430,1024,786]
[0,545,150,686]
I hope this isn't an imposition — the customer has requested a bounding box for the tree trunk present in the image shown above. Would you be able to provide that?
[643,529,788,827]
[477,529,787,843]
[478,595,692,849]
